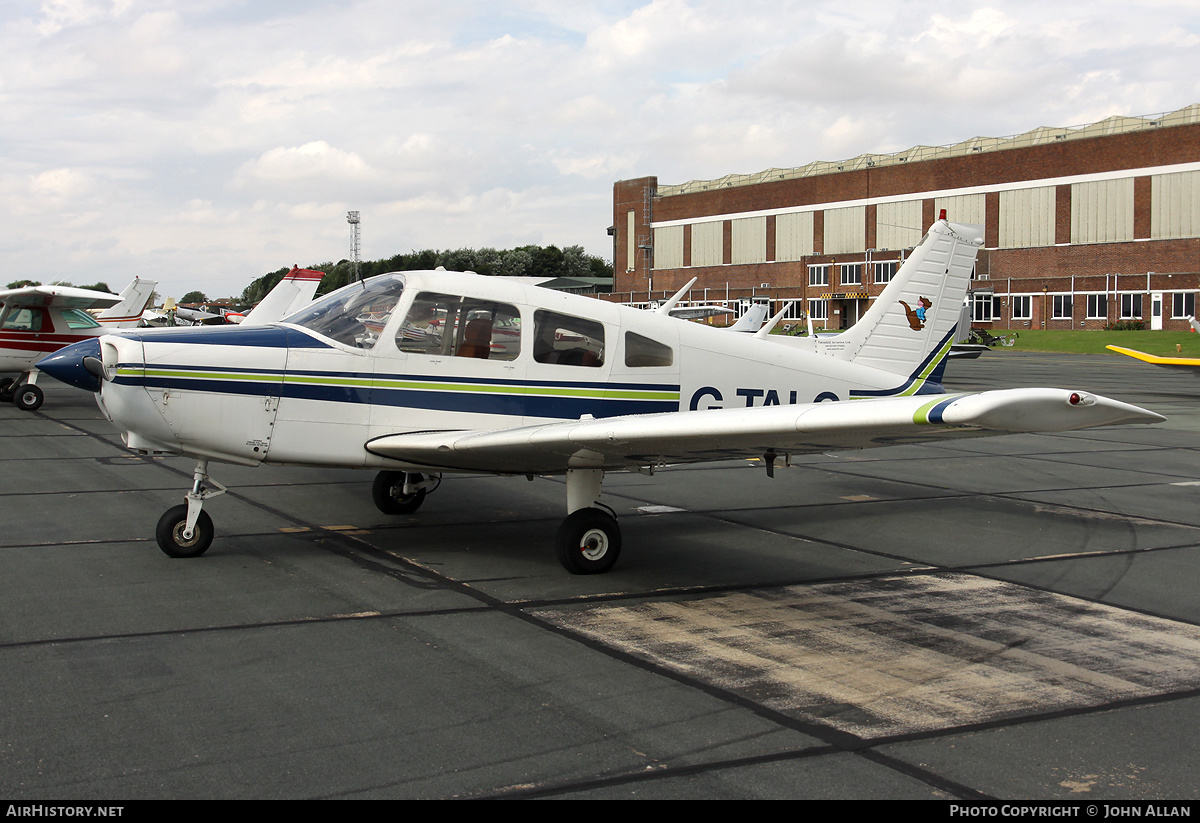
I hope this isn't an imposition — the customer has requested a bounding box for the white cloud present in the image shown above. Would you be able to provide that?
[35,0,130,36]
[235,141,373,186]
[29,167,93,201]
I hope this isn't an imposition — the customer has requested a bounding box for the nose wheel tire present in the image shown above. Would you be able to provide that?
[14,384,43,411]
[555,508,621,574]
[371,471,427,515]
[0,379,16,403]
[156,504,214,558]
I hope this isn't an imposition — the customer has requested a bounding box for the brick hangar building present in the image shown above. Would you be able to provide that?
[609,105,1200,333]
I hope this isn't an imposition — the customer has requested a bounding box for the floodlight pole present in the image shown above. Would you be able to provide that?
[347,211,361,283]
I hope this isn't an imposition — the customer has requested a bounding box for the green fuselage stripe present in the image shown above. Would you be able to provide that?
[122,367,679,401]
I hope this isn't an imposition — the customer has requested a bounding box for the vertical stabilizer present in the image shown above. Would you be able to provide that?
[243,267,326,326]
[728,301,769,332]
[830,219,983,375]
[96,277,158,328]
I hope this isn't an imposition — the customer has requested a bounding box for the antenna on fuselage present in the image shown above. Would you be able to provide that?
[347,211,362,285]
[656,277,698,315]
[754,301,796,339]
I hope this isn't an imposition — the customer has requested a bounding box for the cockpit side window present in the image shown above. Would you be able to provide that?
[533,310,604,367]
[285,277,406,349]
[397,293,522,361]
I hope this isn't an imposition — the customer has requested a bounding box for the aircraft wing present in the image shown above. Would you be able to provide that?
[365,389,1163,474]
[0,284,122,311]
[173,307,226,325]
[1106,345,1200,373]
[667,305,735,320]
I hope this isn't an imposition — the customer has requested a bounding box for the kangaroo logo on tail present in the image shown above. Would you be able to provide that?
[899,297,932,331]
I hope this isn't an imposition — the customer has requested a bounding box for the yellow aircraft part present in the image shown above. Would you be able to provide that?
[1106,344,1200,367]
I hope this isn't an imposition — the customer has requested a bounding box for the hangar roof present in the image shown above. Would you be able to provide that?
[658,104,1200,197]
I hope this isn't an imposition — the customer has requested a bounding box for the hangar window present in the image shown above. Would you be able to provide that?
[1172,293,1196,319]
[1086,295,1108,319]
[972,293,995,322]
[839,264,862,286]
[808,265,829,287]
[534,311,604,367]
[808,299,828,320]
[1052,295,1073,320]
[1120,294,1143,319]
[874,262,897,284]
[779,301,804,320]
[624,332,673,367]
[1011,295,1032,320]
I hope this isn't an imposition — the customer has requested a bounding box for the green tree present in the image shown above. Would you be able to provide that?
[239,243,612,302]
[6,280,40,289]
[181,291,207,304]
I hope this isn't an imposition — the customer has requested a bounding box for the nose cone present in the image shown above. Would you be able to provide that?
[38,337,103,392]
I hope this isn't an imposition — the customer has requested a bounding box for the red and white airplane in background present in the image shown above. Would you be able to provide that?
[1,266,325,411]
[0,277,157,410]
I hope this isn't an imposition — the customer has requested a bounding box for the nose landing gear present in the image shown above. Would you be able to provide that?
[1,372,45,411]
[156,460,226,558]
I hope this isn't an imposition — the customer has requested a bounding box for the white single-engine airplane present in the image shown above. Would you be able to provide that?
[0,277,157,410]
[40,218,1163,573]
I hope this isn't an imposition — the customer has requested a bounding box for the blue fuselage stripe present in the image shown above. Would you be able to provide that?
[114,374,680,419]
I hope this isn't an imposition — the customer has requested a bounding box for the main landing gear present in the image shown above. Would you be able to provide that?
[371,466,623,574]
[1,372,44,411]
[156,460,226,558]
[371,471,441,515]
[554,467,621,575]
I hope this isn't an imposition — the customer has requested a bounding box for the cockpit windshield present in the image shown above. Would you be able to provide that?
[283,276,406,349]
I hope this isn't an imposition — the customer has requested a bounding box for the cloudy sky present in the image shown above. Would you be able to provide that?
[3,0,1199,300]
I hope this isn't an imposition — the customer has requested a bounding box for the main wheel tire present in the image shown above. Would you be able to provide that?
[156,504,214,558]
[14,384,43,411]
[555,508,622,574]
[0,378,16,402]
[371,471,426,515]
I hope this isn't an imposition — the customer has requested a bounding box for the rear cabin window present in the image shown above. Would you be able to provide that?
[397,292,521,361]
[63,309,101,329]
[533,310,604,367]
[624,332,673,367]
